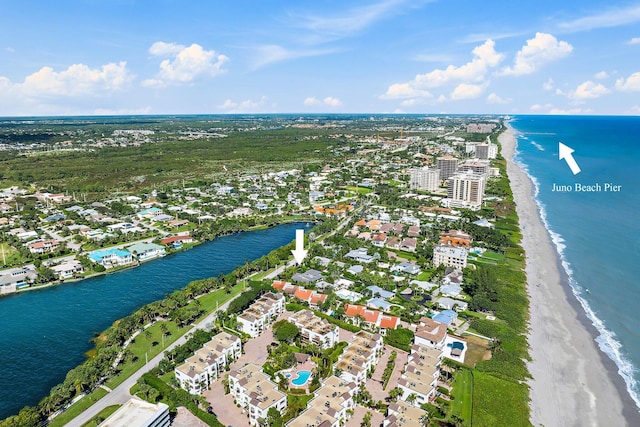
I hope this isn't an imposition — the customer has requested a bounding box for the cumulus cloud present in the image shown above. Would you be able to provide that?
[143,42,228,87]
[217,96,270,113]
[543,78,554,91]
[561,81,610,100]
[382,39,503,103]
[628,37,640,45]
[615,72,640,91]
[303,96,343,107]
[486,93,511,104]
[450,83,486,100]
[627,105,640,115]
[0,62,133,99]
[594,71,609,79]
[530,103,591,115]
[499,33,572,76]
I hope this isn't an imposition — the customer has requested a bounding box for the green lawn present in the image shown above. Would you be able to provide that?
[472,371,531,427]
[0,242,24,266]
[450,369,473,426]
[48,388,108,427]
[481,251,505,262]
[415,270,433,282]
[343,186,373,195]
[80,404,121,427]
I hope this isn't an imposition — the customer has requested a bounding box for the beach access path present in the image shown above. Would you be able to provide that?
[500,125,637,427]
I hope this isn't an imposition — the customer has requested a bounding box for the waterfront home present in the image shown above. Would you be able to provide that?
[160,235,194,248]
[384,400,428,427]
[336,330,383,386]
[127,242,166,261]
[27,239,60,254]
[397,344,443,407]
[229,363,287,426]
[288,375,356,427]
[50,260,84,280]
[0,265,38,294]
[414,317,447,349]
[175,332,241,394]
[288,309,339,349]
[88,248,134,268]
[237,292,285,337]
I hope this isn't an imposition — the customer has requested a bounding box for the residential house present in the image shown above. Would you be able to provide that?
[229,364,287,426]
[127,242,166,261]
[439,230,472,248]
[88,248,134,268]
[345,248,377,264]
[414,317,447,349]
[50,260,84,280]
[28,239,60,254]
[399,238,418,252]
[0,266,37,294]
[160,235,194,248]
[291,269,323,285]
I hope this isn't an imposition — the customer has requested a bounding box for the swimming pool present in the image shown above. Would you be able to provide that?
[291,370,312,386]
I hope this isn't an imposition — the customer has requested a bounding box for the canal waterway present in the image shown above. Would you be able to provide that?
[0,222,307,419]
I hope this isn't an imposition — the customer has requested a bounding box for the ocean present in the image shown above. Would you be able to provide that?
[509,115,640,409]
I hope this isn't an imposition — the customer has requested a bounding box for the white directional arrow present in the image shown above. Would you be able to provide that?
[559,142,581,175]
[291,229,308,265]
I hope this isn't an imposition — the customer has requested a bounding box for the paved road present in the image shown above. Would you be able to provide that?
[66,295,237,427]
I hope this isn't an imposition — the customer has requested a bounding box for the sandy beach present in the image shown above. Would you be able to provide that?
[500,125,639,427]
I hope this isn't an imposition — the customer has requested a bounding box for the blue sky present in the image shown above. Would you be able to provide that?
[1,0,639,116]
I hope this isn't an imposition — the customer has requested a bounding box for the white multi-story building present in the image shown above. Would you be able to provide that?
[397,344,443,407]
[384,400,429,427]
[458,159,490,176]
[414,317,448,349]
[288,376,357,427]
[446,171,486,210]
[436,156,459,181]
[237,292,285,337]
[288,309,339,349]
[409,167,440,192]
[99,397,170,427]
[474,143,498,159]
[336,330,383,385]
[175,332,242,394]
[433,244,468,269]
[229,363,287,426]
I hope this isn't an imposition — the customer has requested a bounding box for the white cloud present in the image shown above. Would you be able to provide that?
[414,39,504,88]
[93,106,152,115]
[627,105,640,115]
[381,83,433,100]
[569,81,610,100]
[0,62,133,99]
[251,45,338,69]
[382,39,503,104]
[143,42,228,87]
[5,47,15,53]
[628,37,640,45]
[615,72,640,91]
[487,93,510,104]
[217,96,271,113]
[543,78,554,90]
[530,103,591,115]
[594,71,609,79]
[558,5,640,33]
[499,33,572,76]
[303,96,343,107]
[450,83,486,100]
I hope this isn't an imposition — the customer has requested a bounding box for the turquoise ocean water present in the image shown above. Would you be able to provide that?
[510,115,640,409]
[0,222,305,419]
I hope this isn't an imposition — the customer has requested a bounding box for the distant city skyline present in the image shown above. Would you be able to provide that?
[1,0,639,116]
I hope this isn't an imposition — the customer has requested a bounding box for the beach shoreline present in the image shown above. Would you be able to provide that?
[499,123,640,427]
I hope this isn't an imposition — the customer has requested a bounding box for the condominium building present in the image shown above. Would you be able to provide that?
[288,376,357,427]
[446,171,486,210]
[237,292,285,337]
[475,143,498,159]
[288,309,339,349]
[458,159,490,176]
[229,363,287,426]
[436,156,459,181]
[397,344,443,407]
[433,244,468,269]
[98,397,170,427]
[409,167,440,192]
[336,330,383,385]
[175,331,242,394]
[384,400,429,427]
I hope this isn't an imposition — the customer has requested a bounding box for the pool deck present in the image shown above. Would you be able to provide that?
[442,335,468,362]
[285,359,316,389]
